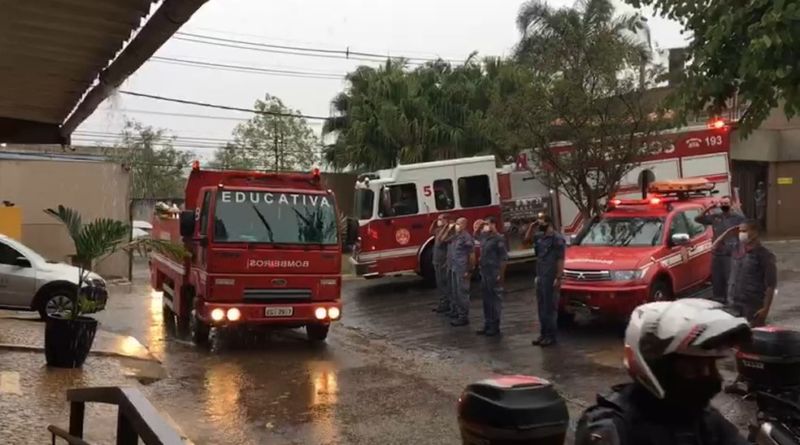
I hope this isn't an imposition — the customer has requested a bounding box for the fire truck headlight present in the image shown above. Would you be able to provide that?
[226,307,241,321]
[327,307,341,320]
[610,270,643,281]
[210,308,225,322]
[314,307,328,320]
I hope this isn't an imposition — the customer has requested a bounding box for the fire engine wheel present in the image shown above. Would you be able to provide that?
[306,324,330,342]
[190,309,210,346]
[649,279,673,302]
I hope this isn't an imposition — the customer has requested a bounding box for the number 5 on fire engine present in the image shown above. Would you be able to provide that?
[423,185,433,197]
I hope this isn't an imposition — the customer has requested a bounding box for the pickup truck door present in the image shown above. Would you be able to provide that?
[683,207,713,286]
[0,241,37,308]
[665,211,694,293]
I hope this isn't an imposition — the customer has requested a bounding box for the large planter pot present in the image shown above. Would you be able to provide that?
[44,314,98,368]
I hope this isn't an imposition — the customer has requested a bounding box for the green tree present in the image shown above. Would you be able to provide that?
[505,0,667,217]
[626,0,800,135]
[211,94,318,171]
[110,119,193,199]
[323,57,516,171]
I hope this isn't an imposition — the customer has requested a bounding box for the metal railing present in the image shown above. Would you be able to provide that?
[48,386,187,445]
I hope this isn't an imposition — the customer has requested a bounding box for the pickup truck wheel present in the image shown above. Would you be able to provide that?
[37,287,76,319]
[190,309,210,346]
[306,324,330,342]
[557,310,576,327]
[649,280,673,302]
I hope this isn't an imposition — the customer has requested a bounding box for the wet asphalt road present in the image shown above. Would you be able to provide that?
[94,248,800,444]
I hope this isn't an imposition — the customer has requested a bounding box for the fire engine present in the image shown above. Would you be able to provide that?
[559,178,721,323]
[348,155,551,282]
[516,123,734,234]
[149,164,342,344]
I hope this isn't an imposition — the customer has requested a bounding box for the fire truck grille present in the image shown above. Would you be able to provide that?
[243,289,312,304]
[564,269,611,281]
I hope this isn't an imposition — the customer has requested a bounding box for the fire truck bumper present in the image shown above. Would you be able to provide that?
[196,301,343,327]
[560,283,649,320]
[349,256,381,278]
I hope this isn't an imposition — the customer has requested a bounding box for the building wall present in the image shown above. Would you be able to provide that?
[0,159,131,277]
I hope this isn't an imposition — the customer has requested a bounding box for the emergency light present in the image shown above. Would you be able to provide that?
[708,118,727,129]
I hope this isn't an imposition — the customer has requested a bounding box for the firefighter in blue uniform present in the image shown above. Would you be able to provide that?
[694,196,745,303]
[524,213,566,347]
[430,214,453,314]
[475,217,508,336]
[443,217,475,327]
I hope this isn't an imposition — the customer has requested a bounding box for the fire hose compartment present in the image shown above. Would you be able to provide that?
[457,375,569,445]
[736,327,800,390]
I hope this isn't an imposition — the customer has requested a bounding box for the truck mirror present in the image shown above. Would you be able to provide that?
[179,210,196,237]
[670,233,690,246]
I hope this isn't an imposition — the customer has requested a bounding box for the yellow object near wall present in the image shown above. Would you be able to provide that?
[0,207,22,240]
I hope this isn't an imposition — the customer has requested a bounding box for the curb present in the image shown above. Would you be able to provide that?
[0,343,161,363]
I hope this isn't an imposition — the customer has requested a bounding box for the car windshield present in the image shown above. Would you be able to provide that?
[576,217,665,247]
[354,188,374,220]
[213,190,339,245]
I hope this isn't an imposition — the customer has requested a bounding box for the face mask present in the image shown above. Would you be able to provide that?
[739,232,749,243]
[653,357,722,413]
[455,224,463,232]
[539,223,548,232]
[720,205,731,212]
[482,225,491,233]
[437,220,444,227]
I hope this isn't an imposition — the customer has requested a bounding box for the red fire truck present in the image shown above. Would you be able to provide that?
[559,179,720,323]
[348,155,551,282]
[149,165,342,344]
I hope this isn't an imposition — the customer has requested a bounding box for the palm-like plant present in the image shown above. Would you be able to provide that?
[44,205,187,319]
[514,0,651,83]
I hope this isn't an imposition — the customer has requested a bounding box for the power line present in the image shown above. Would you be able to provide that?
[118,90,330,121]
[175,31,468,64]
[150,56,346,80]
[88,108,325,124]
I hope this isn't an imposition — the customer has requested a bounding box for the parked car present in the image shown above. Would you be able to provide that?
[0,233,107,318]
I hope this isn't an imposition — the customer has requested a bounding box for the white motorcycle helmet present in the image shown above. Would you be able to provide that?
[624,298,751,399]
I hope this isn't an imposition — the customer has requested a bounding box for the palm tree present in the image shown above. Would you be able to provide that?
[44,205,186,318]
[514,0,652,85]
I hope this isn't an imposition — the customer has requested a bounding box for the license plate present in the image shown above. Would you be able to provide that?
[265,307,293,317]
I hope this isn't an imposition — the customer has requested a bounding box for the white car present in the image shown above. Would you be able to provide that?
[0,234,107,318]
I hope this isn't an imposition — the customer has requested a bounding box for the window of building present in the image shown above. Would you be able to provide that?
[379,184,418,217]
[433,179,455,211]
[457,175,491,208]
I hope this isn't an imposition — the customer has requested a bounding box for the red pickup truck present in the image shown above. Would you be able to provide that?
[149,165,342,344]
[559,179,718,323]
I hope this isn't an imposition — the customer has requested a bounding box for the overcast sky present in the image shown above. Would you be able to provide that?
[75,0,688,160]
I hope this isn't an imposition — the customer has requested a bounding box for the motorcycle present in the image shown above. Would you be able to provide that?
[735,326,800,444]
[455,326,800,445]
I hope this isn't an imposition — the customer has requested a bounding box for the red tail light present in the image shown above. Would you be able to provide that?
[649,197,662,205]
[708,118,726,129]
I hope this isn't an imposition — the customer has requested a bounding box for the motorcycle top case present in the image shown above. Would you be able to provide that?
[736,326,800,389]
[457,375,569,445]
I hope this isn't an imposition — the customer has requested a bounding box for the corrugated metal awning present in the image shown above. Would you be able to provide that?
[0,0,208,145]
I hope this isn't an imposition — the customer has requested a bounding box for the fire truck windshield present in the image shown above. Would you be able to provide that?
[213,190,339,245]
[576,217,664,247]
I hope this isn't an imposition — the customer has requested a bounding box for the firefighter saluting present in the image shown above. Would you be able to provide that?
[524,213,566,347]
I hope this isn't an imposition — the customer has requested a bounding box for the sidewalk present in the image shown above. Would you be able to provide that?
[0,312,168,444]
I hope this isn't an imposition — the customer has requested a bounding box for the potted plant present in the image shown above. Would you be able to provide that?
[43,205,185,368]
